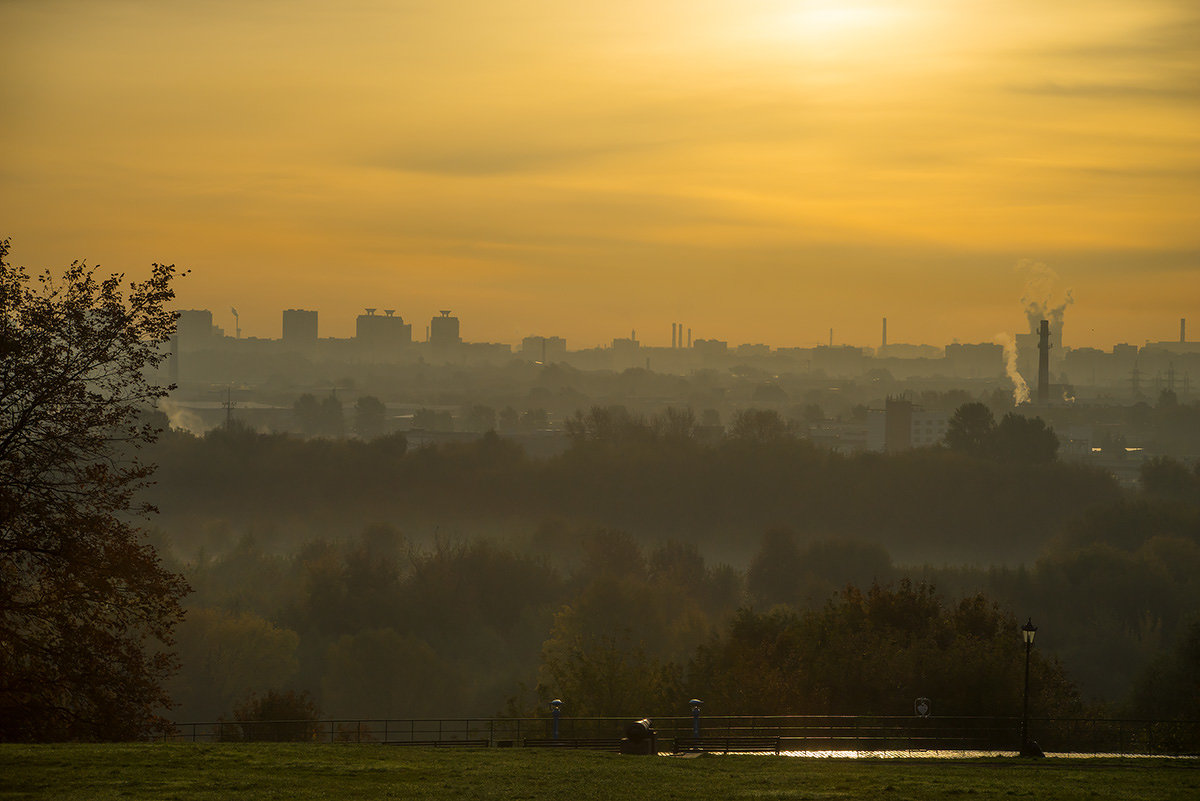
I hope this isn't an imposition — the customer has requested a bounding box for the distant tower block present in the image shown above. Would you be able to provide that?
[1037,319,1051,404]
[282,308,318,345]
[430,310,461,346]
[356,307,411,350]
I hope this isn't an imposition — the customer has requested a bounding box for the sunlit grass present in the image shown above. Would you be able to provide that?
[2,744,1197,801]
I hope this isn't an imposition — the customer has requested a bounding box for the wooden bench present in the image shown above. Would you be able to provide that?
[386,739,491,748]
[523,737,624,751]
[673,736,781,755]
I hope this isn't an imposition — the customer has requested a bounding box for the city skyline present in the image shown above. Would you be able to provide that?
[178,302,1191,353]
[2,1,1197,349]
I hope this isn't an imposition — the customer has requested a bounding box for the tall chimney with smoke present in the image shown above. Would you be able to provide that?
[1038,320,1051,404]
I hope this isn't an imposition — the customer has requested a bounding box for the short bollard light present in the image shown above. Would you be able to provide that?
[690,699,704,738]
[550,699,563,740]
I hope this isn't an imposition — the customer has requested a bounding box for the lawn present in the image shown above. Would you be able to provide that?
[1,745,1196,801]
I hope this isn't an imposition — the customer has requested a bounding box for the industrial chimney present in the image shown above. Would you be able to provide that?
[1182,318,1187,343]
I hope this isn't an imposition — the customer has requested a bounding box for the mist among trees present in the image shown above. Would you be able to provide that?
[145,412,1200,728]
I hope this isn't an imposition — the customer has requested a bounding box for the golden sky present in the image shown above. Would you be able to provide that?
[2,0,1197,349]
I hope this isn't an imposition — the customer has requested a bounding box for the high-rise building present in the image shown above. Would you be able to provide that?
[521,335,567,362]
[282,309,318,346]
[356,308,412,353]
[430,310,461,346]
[174,309,215,351]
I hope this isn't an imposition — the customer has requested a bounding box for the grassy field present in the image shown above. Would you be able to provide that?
[1,744,1197,801]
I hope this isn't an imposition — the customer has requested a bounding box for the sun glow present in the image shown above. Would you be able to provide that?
[769,1,911,44]
[722,0,929,71]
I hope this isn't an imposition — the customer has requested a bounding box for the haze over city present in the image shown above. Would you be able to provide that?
[7,0,1200,777]
[2,0,1197,348]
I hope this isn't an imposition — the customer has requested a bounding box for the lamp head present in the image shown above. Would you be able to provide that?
[1022,617,1038,645]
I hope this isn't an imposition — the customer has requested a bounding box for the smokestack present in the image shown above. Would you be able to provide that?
[882,317,888,350]
[687,328,692,348]
[1182,318,1187,343]
[1038,319,1051,404]
[829,328,833,347]
[672,322,677,349]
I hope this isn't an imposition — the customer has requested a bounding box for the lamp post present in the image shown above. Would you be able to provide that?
[1020,618,1038,757]
[689,699,704,738]
[550,699,563,740]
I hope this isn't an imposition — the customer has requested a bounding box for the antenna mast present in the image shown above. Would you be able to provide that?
[222,387,237,430]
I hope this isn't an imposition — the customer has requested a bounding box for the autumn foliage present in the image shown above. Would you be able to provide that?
[0,240,189,740]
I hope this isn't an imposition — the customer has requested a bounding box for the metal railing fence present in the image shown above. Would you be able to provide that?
[158,715,1200,755]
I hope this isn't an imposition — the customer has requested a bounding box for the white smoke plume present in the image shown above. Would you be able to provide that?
[159,398,207,435]
[1017,259,1073,335]
[994,332,1029,405]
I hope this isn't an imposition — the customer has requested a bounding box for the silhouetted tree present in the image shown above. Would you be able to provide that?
[1140,456,1200,502]
[1127,618,1200,720]
[993,412,1058,463]
[168,608,299,722]
[727,408,794,443]
[318,393,345,438]
[353,395,387,439]
[688,582,1082,717]
[747,528,804,608]
[945,402,996,457]
[229,689,320,742]
[323,628,458,719]
[0,240,189,740]
[293,394,321,434]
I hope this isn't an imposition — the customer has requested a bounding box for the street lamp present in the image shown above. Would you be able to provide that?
[1020,618,1040,757]
[550,699,563,740]
[689,699,704,738]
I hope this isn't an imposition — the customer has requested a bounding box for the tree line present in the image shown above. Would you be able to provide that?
[149,404,1119,566]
